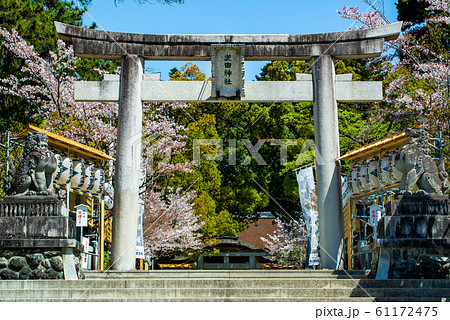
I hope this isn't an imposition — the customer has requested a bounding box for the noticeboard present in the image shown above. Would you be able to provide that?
[75,204,88,227]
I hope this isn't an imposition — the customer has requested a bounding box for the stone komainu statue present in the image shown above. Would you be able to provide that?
[396,128,450,195]
[4,132,57,196]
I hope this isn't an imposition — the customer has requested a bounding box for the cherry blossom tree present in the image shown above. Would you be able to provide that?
[142,188,204,258]
[0,28,117,151]
[338,0,450,140]
[140,102,202,258]
[260,218,308,268]
[0,27,203,256]
[141,102,195,190]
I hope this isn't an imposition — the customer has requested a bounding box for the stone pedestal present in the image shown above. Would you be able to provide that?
[371,195,450,279]
[0,196,83,280]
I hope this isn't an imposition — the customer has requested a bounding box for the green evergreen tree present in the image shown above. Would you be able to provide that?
[0,0,119,133]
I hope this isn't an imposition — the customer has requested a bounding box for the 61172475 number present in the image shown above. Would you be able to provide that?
[375,307,438,317]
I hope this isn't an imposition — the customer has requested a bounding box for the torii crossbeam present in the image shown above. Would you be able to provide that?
[56,21,401,270]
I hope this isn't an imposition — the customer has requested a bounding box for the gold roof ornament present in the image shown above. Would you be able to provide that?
[17,125,115,163]
[338,131,407,163]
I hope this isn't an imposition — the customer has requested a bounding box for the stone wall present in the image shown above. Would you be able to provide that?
[370,247,450,279]
[0,196,64,217]
[379,195,450,240]
[385,194,450,215]
[371,194,450,279]
[0,248,84,280]
[0,194,84,280]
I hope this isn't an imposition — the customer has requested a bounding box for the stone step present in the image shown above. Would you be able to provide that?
[1,270,448,302]
[83,269,369,279]
[0,296,377,302]
[0,287,360,299]
[374,297,449,302]
[0,278,448,290]
[0,287,448,300]
[0,295,446,302]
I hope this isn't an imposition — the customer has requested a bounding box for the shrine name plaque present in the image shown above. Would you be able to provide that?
[211,44,245,99]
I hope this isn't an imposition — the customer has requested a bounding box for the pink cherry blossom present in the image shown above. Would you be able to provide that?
[260,218,308,268]
[0,28,202,255]
[339,0,449,138]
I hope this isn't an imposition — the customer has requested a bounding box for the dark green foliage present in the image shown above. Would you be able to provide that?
[114,0,184,5]
[0,0,119,132]
[0,0,90,55]
[165,58,387,222]
[396,0,429,26]
[0,0,89,131]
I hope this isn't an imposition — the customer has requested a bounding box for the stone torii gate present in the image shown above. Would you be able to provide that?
[56,21,401,270]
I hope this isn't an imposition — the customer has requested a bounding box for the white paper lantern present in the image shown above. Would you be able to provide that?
[367,160,381,190]
[54,155,73,185]
[378,155,394,186]
[88,168,105,195]
[357,164,370,193]
[80,164,95,192]
[389,153,403,183]
[104,195,114,209]
[71,160,86,189]
[347,168,360,195]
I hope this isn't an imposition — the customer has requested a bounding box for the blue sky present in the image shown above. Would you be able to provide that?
[82,0,399,80]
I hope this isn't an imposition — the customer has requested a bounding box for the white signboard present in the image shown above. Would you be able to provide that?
[82,237,90,252]
[136,204,145,259]
[81,237,89,269]
[75,204,88,227]
[296,166,320,267]
[369,204,382,227]
[341,176,350,208]
[136,169,146,259]
[308,252,320,266]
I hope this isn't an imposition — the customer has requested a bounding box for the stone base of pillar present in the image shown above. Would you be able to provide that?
[0,244,84,280]
[370,195,450,279]
[371,243,450,279]
[0,197,84,280]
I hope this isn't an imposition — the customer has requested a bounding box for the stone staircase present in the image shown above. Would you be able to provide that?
[0,270,448,302]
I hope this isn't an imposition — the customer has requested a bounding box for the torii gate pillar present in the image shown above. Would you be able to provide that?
[110,55,144,270]
[312,55,344,269]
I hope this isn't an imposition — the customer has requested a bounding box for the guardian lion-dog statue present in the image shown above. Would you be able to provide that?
[4,132,57,196]
[395,128,450,195]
